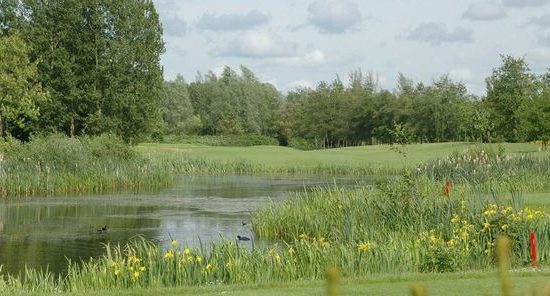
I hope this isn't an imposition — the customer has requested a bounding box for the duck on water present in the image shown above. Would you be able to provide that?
[97,225,108,233]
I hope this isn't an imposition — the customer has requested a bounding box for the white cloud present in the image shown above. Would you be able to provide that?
[277,50,326,66]
[503,0,549,8]
[211,31,298,58]
[449,68,473,82]
[262,79,279,89]
[161,16,187,37]
[539,32,550,46]
[407,23,473,45]
[527,47,550,61]
[529,14,550,27]
[463,1,506,21]
[197,10,269,31]
[287,80,315,89]
[307,0,363,34]
[211,31,325,66]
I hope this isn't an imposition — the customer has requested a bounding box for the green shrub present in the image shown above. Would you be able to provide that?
[159,134,279,146]
[287,137,320,150]
[81,134,137,160]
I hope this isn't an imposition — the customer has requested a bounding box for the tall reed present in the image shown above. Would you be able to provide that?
[0,134,172,197]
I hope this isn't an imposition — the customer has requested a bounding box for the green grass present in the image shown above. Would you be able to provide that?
[137,142,542,174]
[24,270,550,295]
[523,192,550,213]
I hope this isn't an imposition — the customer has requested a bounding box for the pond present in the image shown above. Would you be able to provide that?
[0,175,367,276]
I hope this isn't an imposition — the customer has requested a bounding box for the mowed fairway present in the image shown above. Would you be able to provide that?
[137,142,541,171]
[57,271,550,296]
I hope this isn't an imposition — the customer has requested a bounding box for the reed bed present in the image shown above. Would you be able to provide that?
[0,134,172,197]
[147,152,399,177]
[415,147,550,193]
[252,176,550,273]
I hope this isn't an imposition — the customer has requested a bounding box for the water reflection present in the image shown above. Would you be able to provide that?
[0,175,366,276]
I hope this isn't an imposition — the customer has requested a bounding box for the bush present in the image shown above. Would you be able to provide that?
[81,134,137,160]
[159,134,279,146]
[287,137,320,150]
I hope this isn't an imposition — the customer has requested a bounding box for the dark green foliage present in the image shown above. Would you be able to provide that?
[1,0,549,148]
[281,70,478,148]
[160,75,201,135]
[0,33,48,140]
[486,56,536,142]
[3,0,164,142]
[81,134,137,160]
[186,66,282,138]
[160,134,279,146]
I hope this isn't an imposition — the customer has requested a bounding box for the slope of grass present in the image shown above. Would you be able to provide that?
[137,142,542,174]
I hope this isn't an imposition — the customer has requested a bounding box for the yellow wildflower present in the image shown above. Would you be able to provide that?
[501,224,509,231]
[501,206,513,215]
[196,256,203,263]
[128,255,141,264]
[164,250,174,259]
[447,239,456,247]
[483,222,491,230]
[288,247,295,255]
[358,241,373,252]
[483,209,496,217]
[299,233,309,240]
[133,271,140,279]
[171,240,178,248]
[450,214,460,223]
[205,263,214,273]
[184,248,191,255]
[114,269,122,276]
[139,266,146,272]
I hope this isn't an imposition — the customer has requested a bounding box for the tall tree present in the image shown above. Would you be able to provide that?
[15,0,165,142]
[161,75,201,135]
[0,33,48,140]
[518,70,550,148]
[485,55,535,142]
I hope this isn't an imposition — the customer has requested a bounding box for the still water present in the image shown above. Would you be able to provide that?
[0,175,364,276]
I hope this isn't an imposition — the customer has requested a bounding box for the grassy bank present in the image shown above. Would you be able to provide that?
[138,142,542,175]
[0,138,546,197]
[7,270,550,295]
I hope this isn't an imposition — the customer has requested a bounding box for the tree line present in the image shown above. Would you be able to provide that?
[1,0,163,142]
[1,1,549,147]
[161,56,550,149]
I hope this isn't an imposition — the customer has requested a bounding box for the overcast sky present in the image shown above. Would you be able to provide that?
[152,0,550,95]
